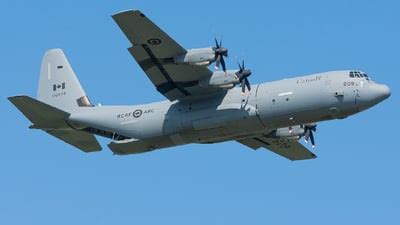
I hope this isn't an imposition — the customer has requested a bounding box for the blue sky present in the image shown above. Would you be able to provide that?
[1,0,399,224]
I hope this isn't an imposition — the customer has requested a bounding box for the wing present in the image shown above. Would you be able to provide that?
[113,10,216,101]
[238,136,317,161]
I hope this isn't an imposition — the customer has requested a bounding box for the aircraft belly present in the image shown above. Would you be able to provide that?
[112,101,266,150]
[170,104,265,143]
[131,114,166,139]
[185,117,265,143]
[109,135,179,155]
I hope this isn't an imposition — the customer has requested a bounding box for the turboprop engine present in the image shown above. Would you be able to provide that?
[199,60,253,93]
[174,47,215,66]
[199,70,239,89]
[267,124,318,147]
[174,38,229,72]
[268,125,305,140]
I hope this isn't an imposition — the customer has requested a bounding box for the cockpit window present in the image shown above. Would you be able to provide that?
[349,71,370,79]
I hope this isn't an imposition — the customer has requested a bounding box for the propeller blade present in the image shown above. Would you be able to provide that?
[244,77,251,91]
[220,55,226,72]
[215,37,220,48]
[215,55,221,69]
[312,126,317,132]
[235,59,252,93]
[309,130,315,147]
[237,61,241,71]
[304,129,310,143]
[304,124,317,147]
[213,37,228,71]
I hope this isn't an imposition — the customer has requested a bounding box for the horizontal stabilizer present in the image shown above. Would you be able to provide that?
[47,130,101,152]
[8,95,101,152]
[8,95,69,129]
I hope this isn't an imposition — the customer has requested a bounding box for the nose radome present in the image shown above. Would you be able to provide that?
[373,84,391,101]
[379,84,391,99]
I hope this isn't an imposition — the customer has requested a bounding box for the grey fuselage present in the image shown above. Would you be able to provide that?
[69,70,390,150]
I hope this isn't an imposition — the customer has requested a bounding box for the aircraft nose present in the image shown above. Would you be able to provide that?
[371,84,391,102]
[378,84,391,99]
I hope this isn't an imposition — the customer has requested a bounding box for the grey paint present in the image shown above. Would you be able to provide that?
[66,70,390,152]
[8,9,391,160]
[9,50,391,159]
[37,49,87,113]
[10,49,390,160]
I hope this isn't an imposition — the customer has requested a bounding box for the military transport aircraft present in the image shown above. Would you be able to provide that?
[9,10,391,160]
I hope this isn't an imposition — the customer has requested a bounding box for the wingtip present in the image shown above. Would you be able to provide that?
[7,95,29,101]
[112,9,144,18]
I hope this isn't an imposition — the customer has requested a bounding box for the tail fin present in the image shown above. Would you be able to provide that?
[7,49,101,152]
[37,49,92,112]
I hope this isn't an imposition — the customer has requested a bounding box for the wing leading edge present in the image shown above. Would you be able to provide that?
[238,136,317,161]
[113,9,217,101]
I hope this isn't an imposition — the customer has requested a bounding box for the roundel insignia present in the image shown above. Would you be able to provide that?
[147,38,162,45]
[133,109,143,118]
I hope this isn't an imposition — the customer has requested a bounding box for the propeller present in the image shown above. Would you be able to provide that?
[236,60,252,94]
[304,124,317,148]
[213,38,228,72]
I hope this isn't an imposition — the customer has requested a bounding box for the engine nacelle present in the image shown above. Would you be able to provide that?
[267,125,305,139]
[174,47,215,66]
[199,70,240,89]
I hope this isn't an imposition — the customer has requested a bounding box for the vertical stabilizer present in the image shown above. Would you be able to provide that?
[37,49,89,112]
